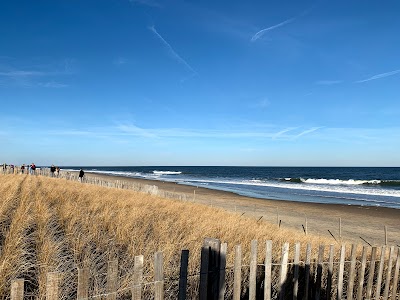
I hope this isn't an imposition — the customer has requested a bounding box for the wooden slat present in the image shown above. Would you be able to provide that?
[327,245,334,300]
[356,246,368,300]
[383,246,395,299]
[293,243,300,300]
[218,243,227,300]
[249,240,258,300]
[366,247,377,300]
[390,247,400,300]
[77,268,89,300]
[375,246,386,300]
[106,260,118,300]
[279,242,289,300]
[233,245,242,300]
[315,244,325,300]
[10,279,24,300]
[132,255,144,300]
[179,250,189,300]
[347,244,357,299]
[303,243,311,300]
[154,252,164,300]
[337,245,345,300]
[46,272,60,300]
[199,245,210,300]
[264,240,272,300]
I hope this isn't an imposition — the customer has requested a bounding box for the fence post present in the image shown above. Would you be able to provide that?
[249,240,258,300]
[315,244,325,300]
[233,245,242,300]
[46,272,60,300]
[337,245,345,300]
[391,247,400,300]
[305,217,308,235]
[375,246,386,300]
[279,242,289,300]
[303,243,311,300]
[384,225,388,245]
[11,279,24,300]
[366,247,377,299]
[154,251,164,300]
[178,250,189,300]
[327,245,334,300]
[356,246,368,300]
[264,240,273,300]
[293,242,300,300]
[218,243,227,300]
[383,246,395,299]
[347,244,357,299]
[106,259,118,300]
[77,268,89,300]
[132,255,144,300]
[199,238,221,300]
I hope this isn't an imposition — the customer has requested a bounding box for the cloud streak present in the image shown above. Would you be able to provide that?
[272,127,297,139]
[356,69,400,83]
[251,17,296,42]
[0,70,45,77]
[149,26,197,75]
[294,127,323,138]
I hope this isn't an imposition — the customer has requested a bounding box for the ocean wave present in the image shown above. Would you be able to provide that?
[153,170,182,175]
[281,178,400,186]
[182,178,400,198]
[85,170,143,177]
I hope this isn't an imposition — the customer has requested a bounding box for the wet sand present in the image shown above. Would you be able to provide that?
[84,172,400,247]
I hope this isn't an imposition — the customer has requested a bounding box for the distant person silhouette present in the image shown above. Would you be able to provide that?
[50,164,56,177]
[79,169,85,182]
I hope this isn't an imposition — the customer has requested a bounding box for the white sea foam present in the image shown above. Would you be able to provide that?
[152,171,182,175]
[301,178,381,185]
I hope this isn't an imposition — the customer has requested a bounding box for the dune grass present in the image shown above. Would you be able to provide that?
[0,174,340,298]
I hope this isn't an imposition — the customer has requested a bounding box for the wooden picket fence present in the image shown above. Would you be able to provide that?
[8,238,400,299]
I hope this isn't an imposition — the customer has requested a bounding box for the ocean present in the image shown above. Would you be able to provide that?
[63,166,400,209]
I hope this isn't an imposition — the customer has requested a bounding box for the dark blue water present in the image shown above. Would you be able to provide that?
[62,166,400,209]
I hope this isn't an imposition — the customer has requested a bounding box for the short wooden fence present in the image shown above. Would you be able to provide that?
[8,238,400,299]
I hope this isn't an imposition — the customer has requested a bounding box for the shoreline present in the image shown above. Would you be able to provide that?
[81,171,400,246]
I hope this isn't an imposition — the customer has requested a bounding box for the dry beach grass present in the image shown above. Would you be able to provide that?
[0,174,339,298]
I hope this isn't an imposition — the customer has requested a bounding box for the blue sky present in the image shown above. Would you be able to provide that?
[1,0,400,166]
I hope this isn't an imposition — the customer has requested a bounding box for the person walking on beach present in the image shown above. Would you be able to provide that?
[30,163,36,175]
[50,164,56,177]
[56,167,60,177]
[79,169,85,182]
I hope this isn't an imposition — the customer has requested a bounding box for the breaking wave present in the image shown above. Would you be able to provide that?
[281,178,400,186]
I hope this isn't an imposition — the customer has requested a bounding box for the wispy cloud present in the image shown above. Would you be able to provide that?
[38,82,68,88]
[113,57,128,66]
[272,127,297,139]
[251,17,296,42]
[0,61,72,88]
[149,26,197,75]
[251,5,315,42]
[294,127,323,138]
[315,80,342,85]
[0,70,45,77]
[117,123,158,138]
[356,69,400,83]
[129,0,161,8]
[115,123,326,141]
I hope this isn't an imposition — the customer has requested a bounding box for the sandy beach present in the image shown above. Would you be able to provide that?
[83,172,400,247]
